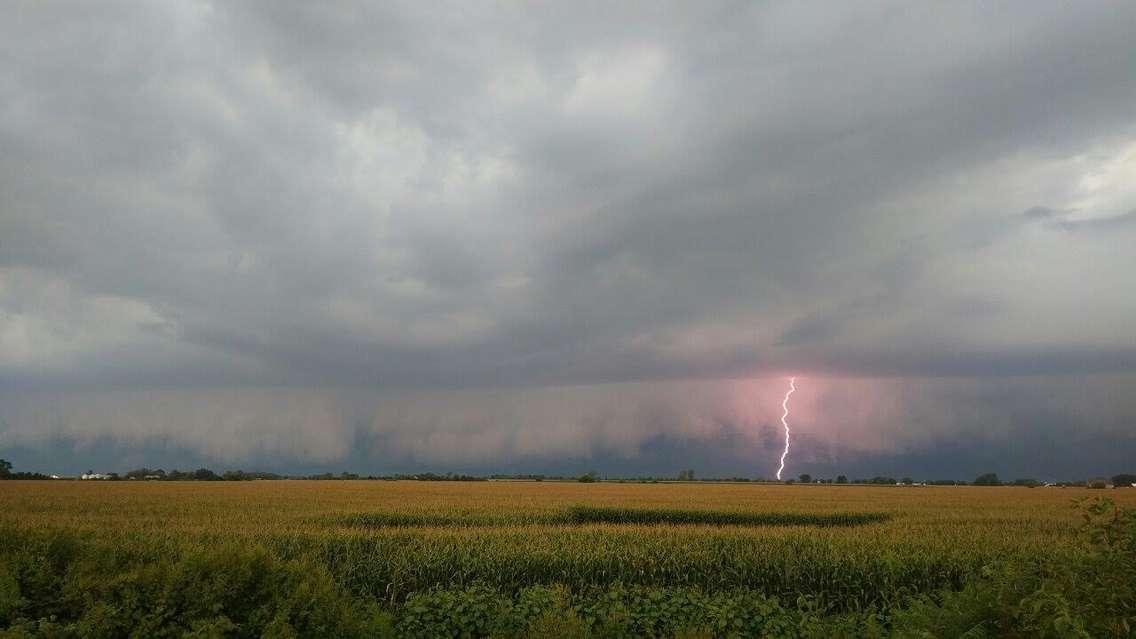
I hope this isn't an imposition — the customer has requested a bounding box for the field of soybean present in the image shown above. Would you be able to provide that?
[2,481,1134,637]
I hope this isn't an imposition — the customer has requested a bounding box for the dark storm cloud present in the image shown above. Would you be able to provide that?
[2,2,1135,475]
[4,375,1132,479]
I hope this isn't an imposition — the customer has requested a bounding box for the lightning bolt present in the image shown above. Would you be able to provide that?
[776,377,797,481]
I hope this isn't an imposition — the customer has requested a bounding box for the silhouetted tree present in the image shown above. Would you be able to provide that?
[125,468,166,480]
[974,472,1001,486]
[835,475,848,484]
[193,468,220,481]
[1112,474,1136,487]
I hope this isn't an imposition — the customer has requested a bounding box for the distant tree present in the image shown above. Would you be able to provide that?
[1112,474,1136,487]
[1013,478,1040,488]
[870,476,897,485]
[676,469,695,481]
[974,472,1001,486]
[1089,479,1108,489]
[0,460,50,481]
[578,471,598,483]
[193,468,220,481]
[835,475,848,484]
[798,473,812,484]
[902,477,914,485]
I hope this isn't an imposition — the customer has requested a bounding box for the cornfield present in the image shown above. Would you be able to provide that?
[2,481,1133,637]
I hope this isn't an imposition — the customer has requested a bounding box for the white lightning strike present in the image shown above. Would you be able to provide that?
[776,377,797,481]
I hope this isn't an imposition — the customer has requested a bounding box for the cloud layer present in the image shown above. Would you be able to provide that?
[2,2,1134,475]
[3,375,1133,479]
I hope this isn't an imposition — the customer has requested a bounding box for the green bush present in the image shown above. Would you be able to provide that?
[891,497,1135,638]
[0,538,393,638]
[395,584,861,638]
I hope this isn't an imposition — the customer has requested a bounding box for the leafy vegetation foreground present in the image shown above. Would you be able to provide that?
[1,481,1133,637]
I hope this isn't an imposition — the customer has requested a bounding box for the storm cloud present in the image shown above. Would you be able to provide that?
[2,2,1134,477]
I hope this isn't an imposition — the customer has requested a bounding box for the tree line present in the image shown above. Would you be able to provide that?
[2,459,1134,487]
[0,459,51,480]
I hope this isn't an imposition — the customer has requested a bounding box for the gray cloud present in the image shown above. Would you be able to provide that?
[2,374,1132,479]
[2,2,1135,475]
[1053,210,1136,233]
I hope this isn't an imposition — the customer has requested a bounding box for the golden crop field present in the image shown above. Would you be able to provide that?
[2,481,1134,637]
[9,479,1130,530]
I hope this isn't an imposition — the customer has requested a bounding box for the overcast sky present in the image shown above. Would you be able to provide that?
[2,1,1134,479]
